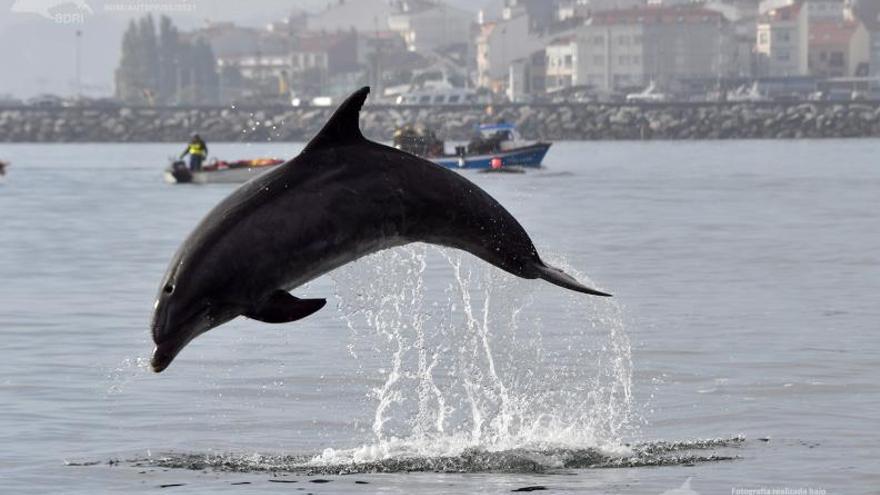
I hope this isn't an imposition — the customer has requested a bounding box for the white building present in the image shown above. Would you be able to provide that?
[756,1,810,76]
[572,5,735,91]
[477,14,543,90]
[545,36,579,90]
[848,0,880,76]
[388,1,474,51]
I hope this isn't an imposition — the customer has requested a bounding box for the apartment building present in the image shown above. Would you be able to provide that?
[756,2,810,76]
[573,5,734,90]
[808,19,869,76]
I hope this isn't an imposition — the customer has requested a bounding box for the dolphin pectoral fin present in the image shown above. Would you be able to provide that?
[245,290,327,324]
[535,262,612,297]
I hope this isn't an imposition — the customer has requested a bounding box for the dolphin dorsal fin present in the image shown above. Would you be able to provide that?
[303,86,370,152]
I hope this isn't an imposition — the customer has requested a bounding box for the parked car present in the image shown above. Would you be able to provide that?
[626,82,669,103]
[27,94,64,108]
[0,94,23,106]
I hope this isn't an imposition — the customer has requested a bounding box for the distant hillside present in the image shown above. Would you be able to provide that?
[0,0,500,99]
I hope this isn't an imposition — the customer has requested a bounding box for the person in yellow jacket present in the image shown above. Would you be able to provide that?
[180,134,208,172]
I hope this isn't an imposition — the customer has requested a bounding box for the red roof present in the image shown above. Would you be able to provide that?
[809,20,859,46]
[294,32,353,53]
[549,35,577,45]
[591,5,725,26]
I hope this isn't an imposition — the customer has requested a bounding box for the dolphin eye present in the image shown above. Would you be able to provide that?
[163,284,175,294]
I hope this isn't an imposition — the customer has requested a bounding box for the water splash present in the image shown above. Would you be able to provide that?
[323,245,635,464]
[108,245,745,475]
[105,356,151,396]
[126,437,745,474]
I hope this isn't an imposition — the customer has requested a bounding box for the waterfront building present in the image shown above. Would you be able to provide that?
[756,2,809,76]
[572,5,736,91]
[808,19,870,77]
[387,1,474,52]
[477,14,547,91]
[848,0,880,76]
[545,35,579,90]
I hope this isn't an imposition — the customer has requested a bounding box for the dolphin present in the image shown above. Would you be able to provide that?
[150,87,610,373]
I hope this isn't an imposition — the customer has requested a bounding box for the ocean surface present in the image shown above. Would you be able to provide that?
[0,141,877,494]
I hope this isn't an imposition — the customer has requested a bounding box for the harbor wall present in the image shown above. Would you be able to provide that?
[2,101,880,142]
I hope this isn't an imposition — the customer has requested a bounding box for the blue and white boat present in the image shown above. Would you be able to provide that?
[393,123,551,170]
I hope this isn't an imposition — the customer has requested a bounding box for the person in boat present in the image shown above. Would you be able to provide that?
[467,132,503,155]
[0,160,7,176]
[393,125,444,157]
[180,134,208,172]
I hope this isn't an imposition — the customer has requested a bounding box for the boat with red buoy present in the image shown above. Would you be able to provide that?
[393,123,550,171]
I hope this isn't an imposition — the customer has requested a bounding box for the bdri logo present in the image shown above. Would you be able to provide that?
[10,0,93,23]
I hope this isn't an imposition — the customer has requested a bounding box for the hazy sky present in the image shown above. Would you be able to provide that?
[0,0,491,99]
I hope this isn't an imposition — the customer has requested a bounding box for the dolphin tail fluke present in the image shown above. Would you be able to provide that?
[535,262,612,297]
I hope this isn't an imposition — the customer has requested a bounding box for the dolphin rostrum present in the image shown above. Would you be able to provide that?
[150,87,610,373]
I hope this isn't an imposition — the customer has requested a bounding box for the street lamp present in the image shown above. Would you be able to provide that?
[75,29,82,100]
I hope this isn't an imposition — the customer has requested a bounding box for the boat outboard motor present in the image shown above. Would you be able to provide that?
[170,160,193,183]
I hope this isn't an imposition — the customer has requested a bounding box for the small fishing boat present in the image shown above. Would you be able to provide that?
[0,160,8,182]
[164,158,284,184]
[393,123,551,170]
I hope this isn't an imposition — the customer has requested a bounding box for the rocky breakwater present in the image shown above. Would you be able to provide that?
[2,101,880,142]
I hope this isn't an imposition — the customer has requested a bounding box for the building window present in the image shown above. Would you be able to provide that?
[593,55,604,64]
[617,35,629,45]
[758,32,768,44]
[619,55,629,65]
[778,31,790,43]
[829,52,844,67]
[593,35,604,45]
[564,54,573,67]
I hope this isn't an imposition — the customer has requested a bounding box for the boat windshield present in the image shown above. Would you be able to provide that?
[478,124,520,142]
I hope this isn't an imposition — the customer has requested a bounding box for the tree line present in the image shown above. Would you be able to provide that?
[115,15,219,105]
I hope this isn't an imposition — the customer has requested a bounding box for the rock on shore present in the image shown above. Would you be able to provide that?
[2,102,880,142]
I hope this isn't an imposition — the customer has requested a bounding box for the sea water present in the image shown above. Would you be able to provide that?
[0,140,877,493]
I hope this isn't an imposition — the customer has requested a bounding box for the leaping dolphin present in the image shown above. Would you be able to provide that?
[150,87,610,373]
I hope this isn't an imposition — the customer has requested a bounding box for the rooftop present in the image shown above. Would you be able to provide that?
[548,34,577,45]
[809,20,860,46]
[307,0,395,33]
[758,2,803,23]
[591,5,726,26]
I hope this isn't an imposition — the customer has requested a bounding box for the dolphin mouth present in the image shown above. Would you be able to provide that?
[151,333,192,373]
[150,313,202,373]
[150,304,238,373]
